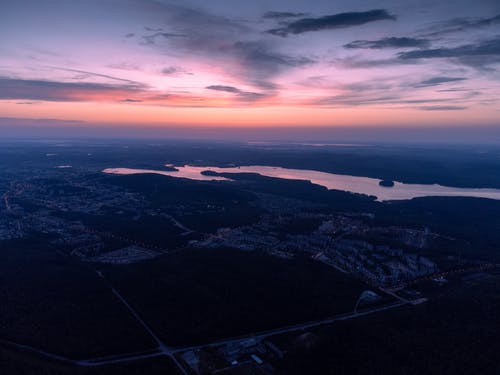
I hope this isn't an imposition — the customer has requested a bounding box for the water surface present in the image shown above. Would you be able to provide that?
[103,165,500,202]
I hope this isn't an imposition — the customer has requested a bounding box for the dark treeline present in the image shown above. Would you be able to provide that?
[276,270,500,375]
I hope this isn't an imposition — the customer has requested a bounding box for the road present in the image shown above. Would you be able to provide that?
[174,300,406,354]
[9,228,484,373]
[109,286,173,353]
[84,261,498,371]
[166,214,194,236]
[0,239,419,374]
[0,299,406,372]
[379,287,410,304]
[92,270,190,373]
[395,262,500,289]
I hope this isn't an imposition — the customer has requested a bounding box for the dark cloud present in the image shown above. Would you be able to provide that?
[251,80,280,91]
[419,76,467,86]
[160,66,192,76]
[107,62,141,71]
[134,3,309,86]
[230,41,313,72]
[472,14,500,27]
[311,80,476,108]
[402,99,465,104]
[143,2,249,38]
[206,85,268,101]
[53,67,142,85]
[262,11,308,20]
[161,66,181,75]
[333,56,421,69]
[344,37,430,49]
[315,94,399,107]
[144,26,163,32]
[421,14,500,37]
[120,98,143,103]
[399,38,500,59]
[454,56,500,71]
[206,85,240,93]
[268,9,396,37]
[436,88,472,92]
[298,76,473,108]
[316,94,468,108]
[180,38,313,87]
[0,77,246,107]
[418,105,467,111]
[0,77,145,102]
[142,32,186,45]
[125,33,135,38]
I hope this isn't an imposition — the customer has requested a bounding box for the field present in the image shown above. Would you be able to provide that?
[103,247,365,346]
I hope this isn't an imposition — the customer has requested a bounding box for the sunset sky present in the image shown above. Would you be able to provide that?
[1,0,500,134]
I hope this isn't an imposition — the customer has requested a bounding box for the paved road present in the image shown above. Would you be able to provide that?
[1,265,411,373]
[71,262,500,368]
[76,349,163,366]
[0,299,406,371]
[0,338,76,365]
[109,286,173,354]
[379,287,410,304]
[173,300,406,354]
[94,271,189,373]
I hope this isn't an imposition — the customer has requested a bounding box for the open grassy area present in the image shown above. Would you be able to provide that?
[104,247,365,346]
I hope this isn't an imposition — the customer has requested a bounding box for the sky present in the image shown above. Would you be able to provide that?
[1,0,500,138]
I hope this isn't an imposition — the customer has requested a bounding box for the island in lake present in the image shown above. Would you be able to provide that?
[379,179,395,187]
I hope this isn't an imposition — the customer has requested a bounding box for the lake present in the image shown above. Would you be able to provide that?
[103,165,500,202]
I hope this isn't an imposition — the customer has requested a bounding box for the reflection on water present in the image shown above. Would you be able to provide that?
[103,167,231,182]
[103,165,500,202]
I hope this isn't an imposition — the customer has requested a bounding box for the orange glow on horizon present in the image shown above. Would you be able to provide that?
[0,100,496,128]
